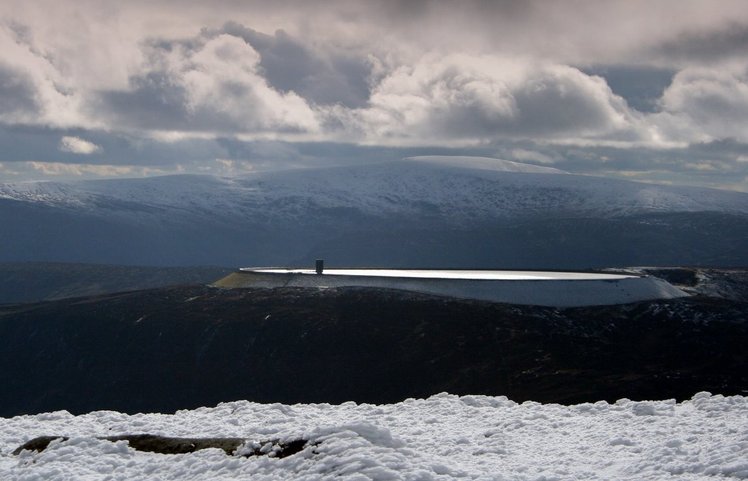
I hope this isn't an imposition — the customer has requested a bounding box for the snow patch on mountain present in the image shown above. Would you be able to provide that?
[405,155,568,174]
[1,161,748,224]
[1,393,746,480]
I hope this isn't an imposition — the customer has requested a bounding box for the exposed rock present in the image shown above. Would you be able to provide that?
[13,434,310,458]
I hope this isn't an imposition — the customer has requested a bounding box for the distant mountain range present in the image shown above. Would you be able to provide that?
[2,156,747,267]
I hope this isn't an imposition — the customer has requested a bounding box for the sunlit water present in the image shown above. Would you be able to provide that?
[243,268,635,280]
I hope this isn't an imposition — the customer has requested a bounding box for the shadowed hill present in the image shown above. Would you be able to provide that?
[0,262,231,304]
[0,276,745,417]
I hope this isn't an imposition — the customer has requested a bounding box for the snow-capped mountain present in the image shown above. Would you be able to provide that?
[1,157,747,267]
[2,158,747,221]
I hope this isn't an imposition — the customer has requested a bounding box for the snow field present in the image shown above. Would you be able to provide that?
[1,392,746,480]
[2,160,748,223]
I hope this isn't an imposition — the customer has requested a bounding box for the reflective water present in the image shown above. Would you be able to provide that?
[242,268,635,280]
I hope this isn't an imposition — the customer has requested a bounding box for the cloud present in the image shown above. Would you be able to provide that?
[652,23,748,64]
[0,0,747,190]
[655,65,748,142]
[0,63,39,119]
[0,23,92,129]
[510,148,557,164]
[1,3,746,149]
[217,22,372,108]
[95,32,321,136]
[28,161,132,176]
[346,55,644,145]
[580,65,676,113]
[59,136,102,154]
[0,161,22,176]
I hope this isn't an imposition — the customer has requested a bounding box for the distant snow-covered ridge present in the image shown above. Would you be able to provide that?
[1,159,747,223]
[403,155,568,174]
[1,392,746,480]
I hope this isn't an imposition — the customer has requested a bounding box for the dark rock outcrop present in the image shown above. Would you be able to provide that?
[13,434,310,458]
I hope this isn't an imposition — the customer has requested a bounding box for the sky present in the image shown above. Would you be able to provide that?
[1,0,748,191]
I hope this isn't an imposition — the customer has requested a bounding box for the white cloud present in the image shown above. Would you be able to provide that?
[183,34,320,133]
[0,0,748,190]
[211,158,256,175]
[93,32,322,137]
[0,2,746,151]
[0,161,21,176]
[59,136,102,154]
[342,54,646,146]
[655,65,748,142]
[24,161,172,179]
[510,148,557,164]
[0,25,97,129]
[29,161,129,176]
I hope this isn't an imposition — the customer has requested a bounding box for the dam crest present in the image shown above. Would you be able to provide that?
[213,265,688,307]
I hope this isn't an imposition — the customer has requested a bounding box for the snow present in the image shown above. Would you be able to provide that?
[247,268,635,280]
[2,392,746,480]
[1,160,747,225]
[403,155,567,174]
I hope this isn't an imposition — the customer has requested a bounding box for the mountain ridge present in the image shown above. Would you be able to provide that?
[1,158,747,267]
[2,160,748,219]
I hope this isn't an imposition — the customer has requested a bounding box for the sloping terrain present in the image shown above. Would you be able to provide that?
[2,158,748,267]
[2,394,746,481]
[0,268,745,417]
[632,267,748,302]
[0,262,232,304]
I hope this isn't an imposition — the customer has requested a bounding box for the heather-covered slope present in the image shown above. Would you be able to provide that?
[1,269,745,417]
[0,262,231,304]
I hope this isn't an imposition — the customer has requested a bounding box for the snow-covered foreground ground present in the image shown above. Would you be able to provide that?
[1,393,746,480]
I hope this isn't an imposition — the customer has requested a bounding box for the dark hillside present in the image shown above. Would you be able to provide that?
[0,281,745,417]
[0,262,231,303]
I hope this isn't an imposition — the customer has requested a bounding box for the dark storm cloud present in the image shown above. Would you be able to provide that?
[95,72,194,132]
[218,22,371,108]
[580,65,676,113]
[368,0,537,26]
[0,63,39,117]
[653,23,748,63]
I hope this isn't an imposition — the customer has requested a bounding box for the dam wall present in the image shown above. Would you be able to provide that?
[213,269,688,307]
